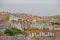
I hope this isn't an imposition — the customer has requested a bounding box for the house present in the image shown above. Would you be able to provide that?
[43,24,53,30]
[0,24,6,32]
[30,18,44,29]
[31,20,41,29]
[53,25,60,30]
[25,29,54,37]
[51,18,60,22]
[9,15,19,21]
[55,30,60,37]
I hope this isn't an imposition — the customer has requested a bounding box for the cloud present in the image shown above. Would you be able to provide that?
[0,0,59,4]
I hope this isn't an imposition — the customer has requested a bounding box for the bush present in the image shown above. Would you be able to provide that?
[0,38,2,40]
[6,16,9,21]
[51,22,60,25]
[15,31,23,34]
[5,29,15,36]
[4,28,24,36]
[0,19,3,22]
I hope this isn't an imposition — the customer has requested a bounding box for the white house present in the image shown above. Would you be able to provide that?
[25,30,54,37]
[0,24,6,32]
[9,15,20,21]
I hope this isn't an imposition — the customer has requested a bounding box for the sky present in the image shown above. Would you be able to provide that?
[0,0,60,16]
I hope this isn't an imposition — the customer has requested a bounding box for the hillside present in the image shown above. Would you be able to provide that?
[50,15,60,19]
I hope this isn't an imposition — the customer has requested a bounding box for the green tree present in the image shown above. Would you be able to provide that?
[5,29,15,36]
[0,19,3,22]
[11,28,23,34]
[51,22,60,25]
[6,16,9,21]
[5,28,24,36]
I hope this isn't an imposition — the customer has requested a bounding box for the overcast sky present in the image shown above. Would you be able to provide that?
[0,0,60,16]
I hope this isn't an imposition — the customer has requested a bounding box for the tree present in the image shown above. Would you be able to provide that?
[6,16,9,21]
[4,28,24,36]
[5,29,15,36]
[11,28,23,34]
[51,22,60,25]
[0,19,3,22]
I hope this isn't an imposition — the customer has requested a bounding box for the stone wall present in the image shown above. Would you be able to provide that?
[0,36,60,40]
[0,36,25,40]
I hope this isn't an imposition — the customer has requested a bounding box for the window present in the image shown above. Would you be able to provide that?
[44,32,48,35]
[36,33,40,35]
